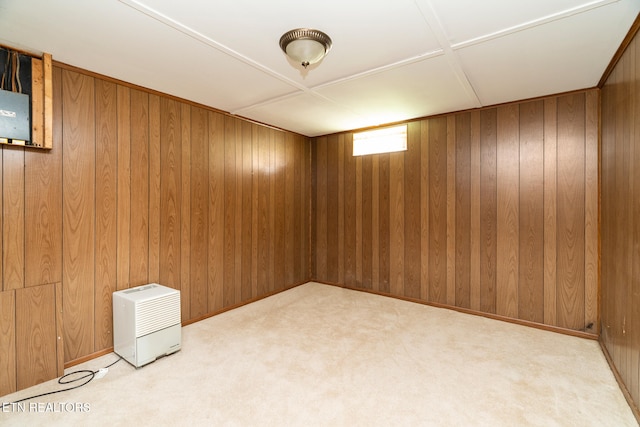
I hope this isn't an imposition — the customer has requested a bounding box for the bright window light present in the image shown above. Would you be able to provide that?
[352,125,407,156]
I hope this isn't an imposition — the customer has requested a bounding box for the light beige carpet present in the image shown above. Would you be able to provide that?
[1,282,636,426]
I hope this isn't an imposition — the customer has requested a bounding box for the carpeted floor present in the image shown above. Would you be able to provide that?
[1,282,636,426]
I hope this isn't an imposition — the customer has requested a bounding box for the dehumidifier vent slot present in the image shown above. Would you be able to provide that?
[135,293,181,337]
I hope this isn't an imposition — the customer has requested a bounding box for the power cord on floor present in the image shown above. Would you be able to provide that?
[7,355,123,404]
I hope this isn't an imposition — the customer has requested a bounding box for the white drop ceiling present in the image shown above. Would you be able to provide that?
[0,0,638,137]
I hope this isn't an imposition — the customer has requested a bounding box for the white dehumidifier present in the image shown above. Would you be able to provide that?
[113,283,181,368]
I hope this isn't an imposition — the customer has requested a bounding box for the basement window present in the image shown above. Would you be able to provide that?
[352,125,407,156]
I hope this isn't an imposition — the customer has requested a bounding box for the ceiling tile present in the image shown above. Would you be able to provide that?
[456,1,639,106]
[425,0,610,45]
[316,55,479,127]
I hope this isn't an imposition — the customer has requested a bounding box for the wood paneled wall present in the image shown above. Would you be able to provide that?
[601,23,640,416]
[0,65,311,396]
[312,90,599,333]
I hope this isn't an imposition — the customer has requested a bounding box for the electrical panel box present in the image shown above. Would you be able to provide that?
[0,89,30,142]
[113,284,181,368]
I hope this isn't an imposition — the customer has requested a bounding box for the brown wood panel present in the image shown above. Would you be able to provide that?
[251,124,260,298]
[0,290,16,395]
[344,135,356,287]
[223,116,237,306]
[293,134,305,284]
[337,134,345,285]
[159,98,181,291]
[191,106,209,317]
[116,85,131,290]
[208,112,224,311]
[355,153,363,287]
[94,79,117,350]
[404,121,421,298]
[241,121,253,300]
[470,111,481,311]
[284,132,295,287]
[556,92,586,330]
[180,103,191,321]
[148,94,161,283]
[420,120,430,301]
[326,135,339,283]
[543,98,558,326]
[480,109,497,314]
[600,32,640,413]
[518,100,544,323]
[273,131,286,291]
[429,116,448,304]
[234,120,244,299]
[25,66,62,288]
[371,152,380,292]
[268,129,276,292]
[257,126,271,295]
[130,89,150,287]
[584,89,598,333]
[378,153,390,293]
[62,69,95,360]
[389,149,405,296]
[630,39,640,404]
[315,136,328,281]
[455,113,471,308]
[54,281,63,376]
[446,116,456,306]
[16,283,57,390]
[496,104,519,318]
[361,153,373,290]
[3,147,25,291]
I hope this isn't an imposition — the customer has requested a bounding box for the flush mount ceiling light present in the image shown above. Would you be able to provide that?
[279,28,332,69]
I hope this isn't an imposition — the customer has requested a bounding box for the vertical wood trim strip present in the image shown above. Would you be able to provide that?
[43,53,53,149]
[31,58,44,146]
